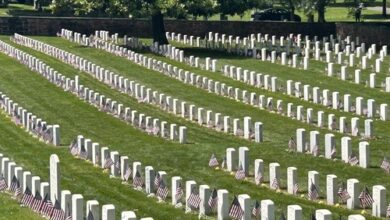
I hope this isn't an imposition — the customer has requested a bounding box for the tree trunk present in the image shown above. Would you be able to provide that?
[288,0,295,21]
[151,10,169,45]
[290,7,295,21]
[383,0,387,17]
[317,0,326,22]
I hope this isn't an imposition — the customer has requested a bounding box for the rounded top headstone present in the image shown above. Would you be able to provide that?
[50,154,60,163]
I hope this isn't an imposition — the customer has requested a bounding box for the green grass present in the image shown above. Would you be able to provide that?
[207,7,390,22]
[0,192,43,220]
[0,35,389,219]
[0,3,50,17]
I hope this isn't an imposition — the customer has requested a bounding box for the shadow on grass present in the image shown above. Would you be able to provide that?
[180,47,248,60]
[7,8,52,16]
[363,14,390,20]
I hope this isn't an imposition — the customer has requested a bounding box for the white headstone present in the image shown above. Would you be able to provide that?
[217,189,229,220]
[239,146,249,176]
[287,167,297,195]
[269,163,280,190]
[315,209,332,220]
[347,178,359,209]
[287,205,302,220]
[261,200,275,220]
[72,194,84,220]
[372,185,386,217]
[50,154,60,204]
[86,200,100,220]
[102,204,115,220]
[326,174,337,205]
[359,142,369,168]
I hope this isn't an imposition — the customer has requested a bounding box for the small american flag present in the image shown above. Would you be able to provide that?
[208,188,218,210]
[21,187,35,208]
[123,166,132,181]
[87,209,94,220]
[175,183,183,202]
[50,200,65,220]
[337,182,350,203]
[330,146,336,156]
[208,154,219,167]
[229,196,244,220]
[288,137,296,150]
[293,183,299,195]
[14,180,22,197]
[70,143,79,156]
[104,156,114,169]
[386,203,390,217]
[235,163,246,180]
[154,173,161,188]
[271,178,279,190]
[255,172,263,185]
[79,147,87,160]
[252,200,260,217]
[187,190,201,209]
[348,155,359,166]
[380,157,390,173]
[0,174,8,191]
[157,181,169,200]
[358,186,374,208]
[221,157,226,169]
[40,195,54,217]
[308,181,319,200]
[31,192,44,212]
[51,208,65,220]
[68,138,77,150]
[312,145,319,156]
[9,175,18,192]
[133,170,144,188]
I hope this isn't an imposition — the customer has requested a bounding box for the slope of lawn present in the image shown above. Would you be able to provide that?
[0,36,388,219]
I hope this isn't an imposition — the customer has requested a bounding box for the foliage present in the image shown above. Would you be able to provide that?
[182,0,217,19]
[49,0,75,16]
[217,0,250,16]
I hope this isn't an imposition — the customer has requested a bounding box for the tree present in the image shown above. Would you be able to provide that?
[217,0,250,18]
[183,0,217,20]
[316,0,328,22]
[51,0,178,44]
[297,0,329,22]
[383,0,387,17]
[280,0,302,21]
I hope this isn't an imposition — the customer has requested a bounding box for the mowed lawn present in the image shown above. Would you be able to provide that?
[0,191,43,220]
[0,35,389,219]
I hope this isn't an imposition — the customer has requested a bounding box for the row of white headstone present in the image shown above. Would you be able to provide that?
[15,34,263,142]
[48,153,152,220]
[173,31,386,64]
[294,128,371,168]
[0,91,60,146]
[69,137,365,220]
[156,32,388,121]
[65,31,378,139]
[67,30,377,140]
[326,64,390,91]
[223,62,387,121]
[0,153,149,220]
[2,38,187,144]
[166,31,389,97]
[169,31,383,79]
[58,29,265,142]
[218,146,387,217]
